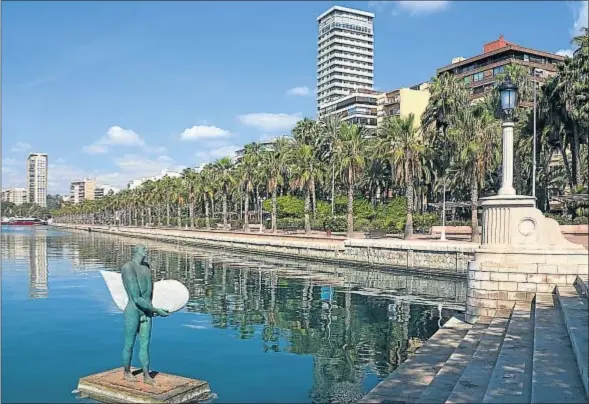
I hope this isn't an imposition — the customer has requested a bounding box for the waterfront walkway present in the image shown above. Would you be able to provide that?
[52,224,477,275]
[361,277,589,404]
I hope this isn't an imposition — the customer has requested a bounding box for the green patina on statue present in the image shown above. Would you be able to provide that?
[121,244,169,385]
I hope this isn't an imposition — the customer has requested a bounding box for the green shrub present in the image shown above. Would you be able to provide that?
[276,217,305,229]
[374,197,407,232]
[262,195,305,218]
[413,212,440,233]
[323,215,347,232]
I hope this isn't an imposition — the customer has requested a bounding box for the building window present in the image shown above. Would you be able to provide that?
[464,76,472,84]
[473,72,484,82]
[493,66,505,76]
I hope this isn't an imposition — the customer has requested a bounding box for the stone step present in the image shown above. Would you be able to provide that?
[359,316,472,404]
[444,316,509,404]
[531,293,586,404]
[417,320,490,404]
[556,286,589,399]
[483,302,534,403]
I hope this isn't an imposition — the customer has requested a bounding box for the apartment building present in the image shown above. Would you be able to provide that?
[127,169,181,190]
[318,88,380,128]
[317,6,374,114]
[26,153,48,207]
[69,178,96,204]
[437,35,564,103]
[94,184,120,199]
[377,84,430,126]
[1,188,28,205]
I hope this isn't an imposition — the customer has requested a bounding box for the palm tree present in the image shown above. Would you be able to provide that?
[318,115,343,215]
[375,114,426,239]
[332,122,370,238]
[182,168,198,227]
[449,103,500,242]
[239,143,261,232]
[212,157,235,230]
[263,137,288,233]
[293,118,321,217]
[287,142,319,234]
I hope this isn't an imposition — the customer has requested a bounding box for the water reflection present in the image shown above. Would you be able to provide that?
[1,228,49,298]
[2,228,465,403]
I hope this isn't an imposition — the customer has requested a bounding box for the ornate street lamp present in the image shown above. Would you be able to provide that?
[497,74,519,196]
[499,74,518,119]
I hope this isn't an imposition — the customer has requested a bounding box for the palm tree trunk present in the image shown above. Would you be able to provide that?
[244,191,250,232]
[166,203,171,227]
[572,125,581,186]
[304,187,311,234]
[223,192,228,230]
[331,162,335,215]
[404,156,414,240]
[204,197,211,229]
[347,168,354,238]
[560,147,574,190]
[177,204,182,228]
[470,174,480,243]
[311,177,317,219]
[189,203,194,227]
[272,188,278,234]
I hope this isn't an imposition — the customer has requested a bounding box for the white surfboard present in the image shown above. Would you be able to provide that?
[100,270,190,313]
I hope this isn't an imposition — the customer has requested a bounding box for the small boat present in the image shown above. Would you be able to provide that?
[1,217,48,226]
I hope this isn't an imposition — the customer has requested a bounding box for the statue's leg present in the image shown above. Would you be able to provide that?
[138,316,155,385]
[122,306,140,382]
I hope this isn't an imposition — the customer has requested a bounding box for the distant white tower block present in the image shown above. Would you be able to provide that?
[316,6,374,114]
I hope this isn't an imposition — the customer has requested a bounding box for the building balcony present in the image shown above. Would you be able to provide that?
[378,96,400,105]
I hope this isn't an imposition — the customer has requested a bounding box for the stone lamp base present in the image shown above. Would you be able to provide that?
[466,195,588,324]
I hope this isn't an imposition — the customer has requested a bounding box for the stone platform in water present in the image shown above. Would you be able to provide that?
[77,367,211,403]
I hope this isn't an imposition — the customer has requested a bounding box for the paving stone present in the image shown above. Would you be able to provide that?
[445,316,509,404]
[556,286,589,399]
[483,307,533,403]
[417,323,488,404]
[531,293,586,404]
[359,317,471,404]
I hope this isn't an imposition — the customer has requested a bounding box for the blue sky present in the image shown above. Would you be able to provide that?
[2,0,587,194]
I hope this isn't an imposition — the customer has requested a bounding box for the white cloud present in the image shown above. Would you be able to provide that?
[556,49,574,58]
[195,145,241,163]
[82,144,109,154]
[286,86,310,96]
[179,125,230,141]
[11,142,32,152]
[573,0,588,36]
[82,126,167,154]
[101,126,145,146]
[113,154,185,180]
[557,1,588,58]
[237,113,301,132]
[396,1,449,15]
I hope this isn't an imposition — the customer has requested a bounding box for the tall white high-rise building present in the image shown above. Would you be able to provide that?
[317,6,374,114]
[26,153,48,207]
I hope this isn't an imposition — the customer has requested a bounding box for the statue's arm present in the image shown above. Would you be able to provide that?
[121,265,157,314]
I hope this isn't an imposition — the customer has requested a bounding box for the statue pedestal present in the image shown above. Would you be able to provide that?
[466,195,588,324]
[76,368,211,403]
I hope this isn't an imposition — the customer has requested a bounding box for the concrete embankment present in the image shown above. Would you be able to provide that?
[52,224,476,276]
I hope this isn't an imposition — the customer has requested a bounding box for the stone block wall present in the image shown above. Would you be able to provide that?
[466,249,589,322]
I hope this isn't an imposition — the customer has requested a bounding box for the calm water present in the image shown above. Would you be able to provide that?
[1,226,465,403]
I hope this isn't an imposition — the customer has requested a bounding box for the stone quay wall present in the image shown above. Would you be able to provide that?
[466,249,589,321]
[53,224,475,276]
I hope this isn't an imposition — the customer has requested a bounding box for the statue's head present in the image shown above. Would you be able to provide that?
[132,244,148,262]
